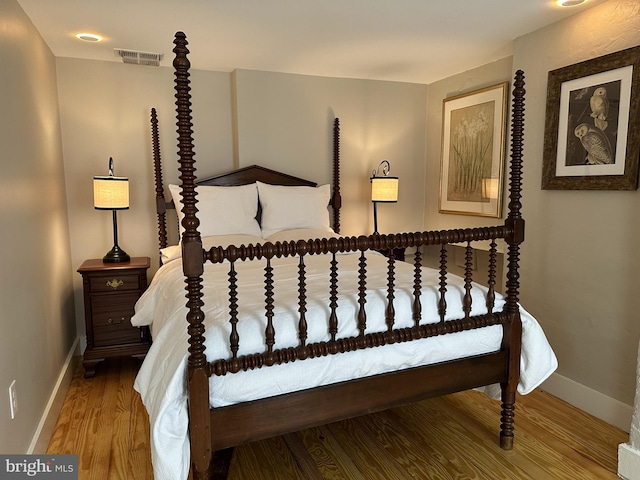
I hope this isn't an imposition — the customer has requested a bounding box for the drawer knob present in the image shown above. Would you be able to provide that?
[107,317,126,325]
[106,279,124,290]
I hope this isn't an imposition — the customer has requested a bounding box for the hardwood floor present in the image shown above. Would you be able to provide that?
[47,357,628,479]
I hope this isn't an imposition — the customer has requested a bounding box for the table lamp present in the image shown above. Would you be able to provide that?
[370,160,399,234]
[93,157,130,263]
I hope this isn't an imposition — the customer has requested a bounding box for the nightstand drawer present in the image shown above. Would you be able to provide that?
[91,293,139,325]
[93,323,141,347]
[92,293,141,346]
[89,273,141,293]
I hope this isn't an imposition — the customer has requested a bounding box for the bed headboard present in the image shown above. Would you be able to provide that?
[197,164,318,187]
[150,109,342,253]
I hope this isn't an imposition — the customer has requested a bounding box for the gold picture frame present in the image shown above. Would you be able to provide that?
[439,82,508,217]
[542,46,640,190]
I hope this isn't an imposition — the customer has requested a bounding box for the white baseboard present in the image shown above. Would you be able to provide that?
[540,372,633,433]
[618,443,640,480]
[27,336,80,454]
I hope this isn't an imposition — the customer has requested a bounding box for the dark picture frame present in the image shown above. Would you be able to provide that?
[542,45,640,190]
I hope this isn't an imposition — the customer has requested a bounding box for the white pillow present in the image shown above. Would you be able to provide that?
[160,244,182,264]
[168,183,261,238]
[265,228,337,244]
[257,182,331,238]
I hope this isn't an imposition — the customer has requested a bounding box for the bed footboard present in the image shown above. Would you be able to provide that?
[205,229,508,376]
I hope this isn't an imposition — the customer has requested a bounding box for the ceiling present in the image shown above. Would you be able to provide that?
[17,0,604,84]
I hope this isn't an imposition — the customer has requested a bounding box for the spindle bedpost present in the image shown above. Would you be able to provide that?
[173,31,213,480]
[500,69,526,449]
[332,118,342,234]
[151,108,168,257]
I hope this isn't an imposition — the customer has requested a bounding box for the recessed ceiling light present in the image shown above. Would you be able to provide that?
[556,0,586,6]
[75,33,103,42]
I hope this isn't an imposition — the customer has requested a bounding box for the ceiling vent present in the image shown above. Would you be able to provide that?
[113,49,163,66]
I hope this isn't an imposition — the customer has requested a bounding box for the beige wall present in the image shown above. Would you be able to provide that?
[513,0,640,407]
[233,69,428,236]
[0,0,75,453]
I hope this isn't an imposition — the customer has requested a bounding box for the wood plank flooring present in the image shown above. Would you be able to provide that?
[47,357,628,479]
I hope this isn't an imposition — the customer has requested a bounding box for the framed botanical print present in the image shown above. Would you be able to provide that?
[439,82,508,217]
[542,46,640,190]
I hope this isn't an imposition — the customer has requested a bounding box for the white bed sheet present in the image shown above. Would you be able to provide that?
[132,248,557,480]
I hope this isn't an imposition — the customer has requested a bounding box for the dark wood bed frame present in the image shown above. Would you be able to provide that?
[153,31,526,479]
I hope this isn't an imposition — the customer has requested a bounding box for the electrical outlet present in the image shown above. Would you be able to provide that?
[9,380,17,419]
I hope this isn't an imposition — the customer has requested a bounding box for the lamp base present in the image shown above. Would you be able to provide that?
[102,245,130,263]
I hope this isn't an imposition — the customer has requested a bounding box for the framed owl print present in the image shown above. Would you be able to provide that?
[542,45,640,190]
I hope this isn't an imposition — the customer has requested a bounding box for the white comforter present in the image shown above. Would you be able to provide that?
[132,248,557,480]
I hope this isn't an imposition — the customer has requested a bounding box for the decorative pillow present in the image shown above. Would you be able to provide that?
[168,183,261,238]
[265,228,337,244]
[257,182,331,238]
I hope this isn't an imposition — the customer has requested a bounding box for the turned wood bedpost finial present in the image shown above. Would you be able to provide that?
[173,31,212,479]
[150,108,168,254]
[333,118,342,234]
[507,70,526,225]
[505,69,526,312]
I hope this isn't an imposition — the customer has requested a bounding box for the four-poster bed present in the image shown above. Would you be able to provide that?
[132,32,556,480]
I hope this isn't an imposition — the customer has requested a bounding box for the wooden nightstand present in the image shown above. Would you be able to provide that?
[78,257,151,377]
